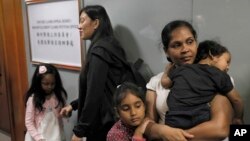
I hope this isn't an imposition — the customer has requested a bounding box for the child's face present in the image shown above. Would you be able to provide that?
[118,92,145,127]
[41,74,55,94]
[213,52,231,72]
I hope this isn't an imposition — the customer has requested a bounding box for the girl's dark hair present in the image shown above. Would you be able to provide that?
[80,5,114,41]
[25,63,67,111]
[195,40,229,63]
[161,20,197,53]
[113,82,145,108]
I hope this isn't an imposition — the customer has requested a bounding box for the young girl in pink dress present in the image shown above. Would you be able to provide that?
[24,63,67,141]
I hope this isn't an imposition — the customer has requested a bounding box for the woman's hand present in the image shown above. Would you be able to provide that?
[60,104,73,117]
[159,125,194,141]
[145,122,194,141]
[187,94,232,140]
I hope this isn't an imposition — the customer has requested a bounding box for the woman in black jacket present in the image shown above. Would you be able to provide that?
[60,5,126,141]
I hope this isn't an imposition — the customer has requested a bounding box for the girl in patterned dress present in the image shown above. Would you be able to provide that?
[24,63,67,141]
[107,82,153,141]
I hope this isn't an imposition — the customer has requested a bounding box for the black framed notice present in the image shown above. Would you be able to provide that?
[26,0,82,70]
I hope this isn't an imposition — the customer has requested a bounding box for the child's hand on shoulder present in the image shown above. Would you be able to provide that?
[134,117,154,138]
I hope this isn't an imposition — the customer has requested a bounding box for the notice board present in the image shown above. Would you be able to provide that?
[26,0,81,70]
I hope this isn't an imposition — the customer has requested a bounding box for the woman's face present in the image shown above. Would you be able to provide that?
[78,12,98,40]
[118,93,145,127]
[166,26,197,65]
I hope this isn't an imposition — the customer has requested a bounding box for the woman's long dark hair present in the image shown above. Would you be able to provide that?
[81,5,114,43]
[25,63,67,112]
[80,5,126,63]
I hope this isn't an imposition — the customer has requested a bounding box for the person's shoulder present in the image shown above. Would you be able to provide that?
[93,36,120,48]
[148,72,163,83]
[151,72,164,80]
[109,120,123,131]
[26,94,34,105]
[146,72,163,90]
[107,120,126,140]
[90,42,112,61]
[182,63,199,68]
[204,65,227,74]
[28,94,34,100]
[200,65,231,80]
[195,64,219,72]
[92,37,123,53]
[171,64,197,73]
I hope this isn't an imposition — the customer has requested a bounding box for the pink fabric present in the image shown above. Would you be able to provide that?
[132,136,146,141]
[107,120,146,141]
[25,94,63,141]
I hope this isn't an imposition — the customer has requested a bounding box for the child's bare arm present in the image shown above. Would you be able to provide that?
[227,88,244,124]
[161,63,174,89]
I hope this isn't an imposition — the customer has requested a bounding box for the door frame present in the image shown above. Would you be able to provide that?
[0,0,28,140]
[0,10,12,135]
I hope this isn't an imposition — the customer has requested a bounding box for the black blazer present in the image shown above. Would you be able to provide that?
[71,36,126,139]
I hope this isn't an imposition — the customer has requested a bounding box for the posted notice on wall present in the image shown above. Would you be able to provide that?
[27,0,81,69]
